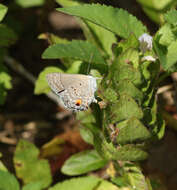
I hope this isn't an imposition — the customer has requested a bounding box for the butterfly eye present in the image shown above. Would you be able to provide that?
[75,99,82,106]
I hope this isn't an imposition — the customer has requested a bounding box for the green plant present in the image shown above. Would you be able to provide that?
[136,0,177,24]
[0,4,17,105]
[1,1,177,189]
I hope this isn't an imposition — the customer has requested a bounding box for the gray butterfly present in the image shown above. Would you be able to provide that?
[46,73,97,111]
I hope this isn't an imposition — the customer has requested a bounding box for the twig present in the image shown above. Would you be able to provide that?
[0,131,17,145]
[4,56,63,107]
[0,136,17,145]
[4,56,36,83]
[157,84,173,94]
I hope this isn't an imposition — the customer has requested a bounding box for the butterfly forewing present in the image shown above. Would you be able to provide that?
[46,73,65,94]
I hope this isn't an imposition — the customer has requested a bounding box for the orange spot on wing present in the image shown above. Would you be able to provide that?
[75,99,82,106]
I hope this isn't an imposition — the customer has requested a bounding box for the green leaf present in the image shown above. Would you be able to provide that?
[156,114,165,139]
[106,94,143,123]
[0,170,20,190]
[34,66,63,94]
[118,48,139,68]
[111,63,142,88]
[57,4,147,39]
[124,163,149,190]
[136,0,174,10]
[15,0,45,8]
[56,0,80,7]
[0,70,12,90]
[82,20,117,56]
[38,33,69,45]
[0,24,17,47]
[140,59,160,92]
[111,176,128,188]
[115,145,148,161]
[166,40,177,69]
[152,113,165,140]
[0,152,7,172]
[66,60,82,74]
[164,9,177,26]
[143,94,157,126]
[49,176,119,190]
[61,150,107,175]
[22,182,44,190]
[154,21,177,71]
[0,4,8,22]
[79,126,93,145]
[96,179,119,190]
[13,140,52,189]
[42,40,107,73]
[39,33,75,68]
[115,80,143,103]
[92,131,147,161]
[77,108,101,145]
[77,109,96,124]
[84,127,113,160]
[115,33,139,55]
[153,40,166,67]
[116,117,151,145]
[0,160,8,172]
[153,37,177,71]
[142,6,163,24]
[56,1,117,57]
[0,59,12,105]
[103,88,118,103]
[157,24,176,46]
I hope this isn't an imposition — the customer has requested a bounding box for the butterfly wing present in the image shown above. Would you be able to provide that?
[60,74,90,96]
[46,73,97,111]
[46,73,65,94]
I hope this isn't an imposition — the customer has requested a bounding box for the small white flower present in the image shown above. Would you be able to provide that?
[141,55,156,62]
[138,33,153,53]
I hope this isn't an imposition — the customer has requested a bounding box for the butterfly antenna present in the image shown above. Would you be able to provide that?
[86,53,94,75]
